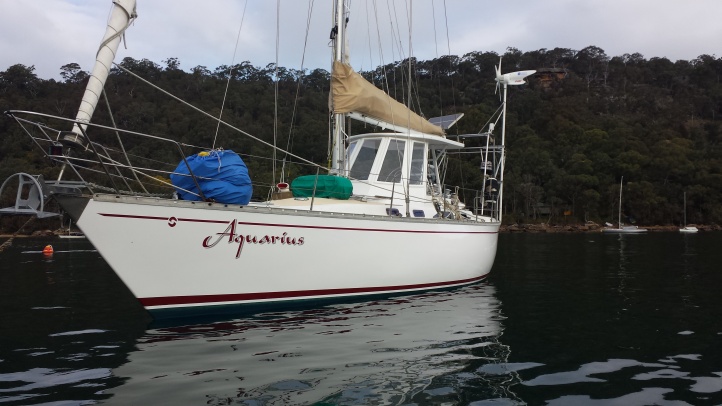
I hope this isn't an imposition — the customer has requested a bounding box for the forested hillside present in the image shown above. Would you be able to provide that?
[1,46,721,226]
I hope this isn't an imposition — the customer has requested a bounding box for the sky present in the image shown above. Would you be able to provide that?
[1,0,720,80]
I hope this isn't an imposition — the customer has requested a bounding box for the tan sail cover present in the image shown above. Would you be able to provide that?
[331,61,444,137]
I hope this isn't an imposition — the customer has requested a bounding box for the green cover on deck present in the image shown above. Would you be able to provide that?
[291,175,353,200]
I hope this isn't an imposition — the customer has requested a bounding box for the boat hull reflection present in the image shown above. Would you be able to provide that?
[107,284,513,404]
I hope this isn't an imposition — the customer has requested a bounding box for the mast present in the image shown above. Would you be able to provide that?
[498,81,508,223]
[618,176,623,229]
[330,0,348,175]
[405,2,413,218]
[61,0,137,148]
[683,191,687,227]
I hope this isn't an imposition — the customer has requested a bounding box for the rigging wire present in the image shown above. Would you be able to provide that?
[371,0,390,95]
[364,1,374,78]
[273,0,280,186]
[103,64,429,204]
[212,0,248,150]
[442,0,458,123]
[431,0,444,119]
[430,0,467,203]
[378,0,407,121]
[383,0,428,122]
[386,0,404,102]
[112,63,322,171]
[280,0,316,184]
[101,89,148,194]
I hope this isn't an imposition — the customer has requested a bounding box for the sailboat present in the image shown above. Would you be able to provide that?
[602,176,647,234]
[1,0,532,317]
[679,192,698,233]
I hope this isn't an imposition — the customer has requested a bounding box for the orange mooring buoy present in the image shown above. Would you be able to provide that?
[42,245,54,255]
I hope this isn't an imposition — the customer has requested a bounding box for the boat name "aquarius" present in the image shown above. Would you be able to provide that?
[202,220,305,258]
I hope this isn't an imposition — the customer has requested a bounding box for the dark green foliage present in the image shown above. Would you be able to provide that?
[1,46,721,226]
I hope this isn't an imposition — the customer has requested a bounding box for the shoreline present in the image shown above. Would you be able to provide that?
[501,223,720,233]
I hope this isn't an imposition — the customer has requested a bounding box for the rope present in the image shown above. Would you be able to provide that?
[0,239,12,253]
[96,3,138,57]
[0,216,36,253]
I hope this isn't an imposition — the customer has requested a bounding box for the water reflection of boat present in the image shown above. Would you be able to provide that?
[105,284,518,404]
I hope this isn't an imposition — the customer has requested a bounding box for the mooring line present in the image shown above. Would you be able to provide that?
[0,216,36,253]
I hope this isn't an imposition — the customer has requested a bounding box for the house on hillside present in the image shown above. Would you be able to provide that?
[535,68,568,89]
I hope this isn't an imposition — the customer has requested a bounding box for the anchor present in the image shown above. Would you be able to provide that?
[0,173,59,218]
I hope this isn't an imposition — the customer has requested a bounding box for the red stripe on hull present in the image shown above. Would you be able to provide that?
[99,213,228,224]
[98,212,497,234]
[139,275,487,308]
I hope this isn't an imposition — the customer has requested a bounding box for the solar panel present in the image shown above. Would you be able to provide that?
[428,113,464,130]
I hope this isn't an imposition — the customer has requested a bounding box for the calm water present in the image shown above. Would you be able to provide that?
[1,233,721,405]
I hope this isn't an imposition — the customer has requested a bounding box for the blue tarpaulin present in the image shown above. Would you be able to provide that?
[170,150,252,205]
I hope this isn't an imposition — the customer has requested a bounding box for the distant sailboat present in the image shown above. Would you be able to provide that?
[58,217,86,239]
[602,176,647,234]
[679,191,698,233]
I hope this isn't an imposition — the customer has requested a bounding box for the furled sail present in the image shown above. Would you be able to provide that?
[62,0,138,148]
[331,61,444,137]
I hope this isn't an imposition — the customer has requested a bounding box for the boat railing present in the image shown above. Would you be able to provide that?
[4,110,502,221]
[4,110,213,201]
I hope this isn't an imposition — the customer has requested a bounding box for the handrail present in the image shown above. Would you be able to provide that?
[5,110,209,201]
[3,110,501,221]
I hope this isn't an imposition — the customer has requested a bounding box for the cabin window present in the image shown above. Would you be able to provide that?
[347,141,358,163]
[409,142,425,185]
[349,139,380,180]
[412,210,425,217]
[378,140,406,183]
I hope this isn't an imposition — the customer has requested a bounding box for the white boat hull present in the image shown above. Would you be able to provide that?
[58,233,86,239]
[602,226,647,234]
[67,195,499,315]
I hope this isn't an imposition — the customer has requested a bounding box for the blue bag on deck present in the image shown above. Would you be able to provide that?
[170,150,252,205]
